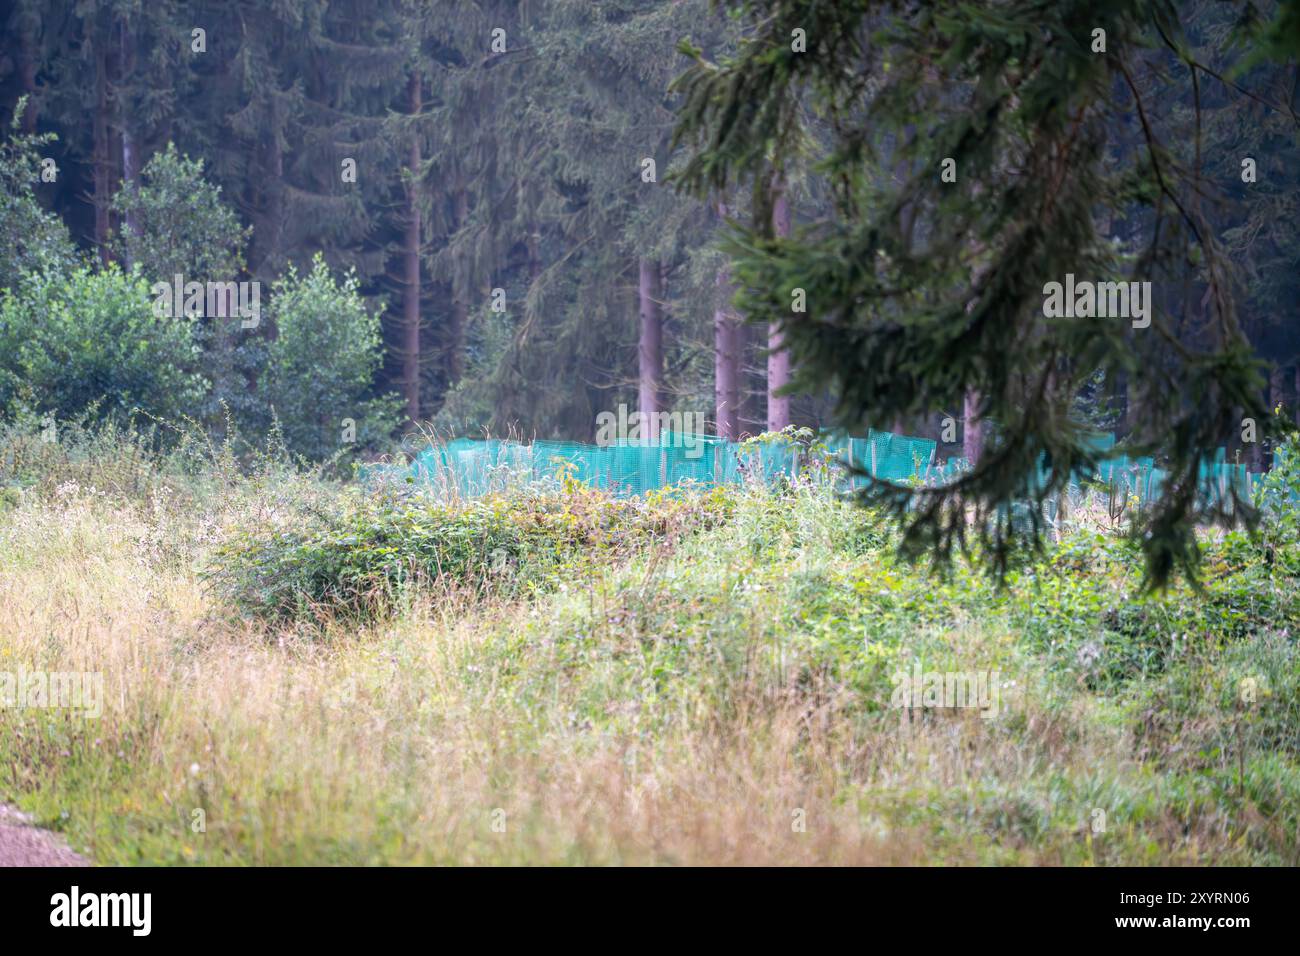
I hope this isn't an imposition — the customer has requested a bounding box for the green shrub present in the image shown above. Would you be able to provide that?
[0,102,79,291]
[109,143,263,436]
[0,264,206,424]
[206,482,735,624]
[261,255,403,462]
[109,143,250,284]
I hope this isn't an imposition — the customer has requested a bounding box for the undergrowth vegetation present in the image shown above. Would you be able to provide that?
[0,422,1296,865]
[207,481,736,623]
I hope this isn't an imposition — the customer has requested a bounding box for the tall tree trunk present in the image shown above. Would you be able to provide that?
[714,202,742,440]
[403,71,423,423]
[18,17,39,133]
[738,321,763,434]
[447,185,469,384]
[1294,365,1300,428]
[963,251,991,464]
[120,128,137,260]
[766,180,792,432]
[963,389,983,464]
[637,257,663,440]
[249,96,286,280]
[93,47,112,266]
[714,288,742,441]
[118,19,138,266]
[890,130,917,444]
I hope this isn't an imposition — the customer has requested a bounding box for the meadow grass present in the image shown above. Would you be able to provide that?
[0,429,1296,865]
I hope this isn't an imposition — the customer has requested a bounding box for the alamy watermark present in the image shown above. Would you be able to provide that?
[889,664,1001,719]
[1042,274,1151,329]
[150,274,260,328]
[0,668,103,719]
[594,404,706,459]
[50,886,151,936]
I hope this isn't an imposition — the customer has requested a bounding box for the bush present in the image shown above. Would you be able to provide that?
[261,255,403,461]
[109,143,262,435]
[0,102,78,291]
[1257,432,1300,573]
[0,264,206,425]
[206,482,735,623]
[109,143,250,283]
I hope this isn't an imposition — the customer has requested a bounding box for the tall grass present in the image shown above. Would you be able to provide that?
[0,425,1296,865]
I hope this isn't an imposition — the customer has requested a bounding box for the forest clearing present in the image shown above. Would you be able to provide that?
[1,424,1296,865]
[0,0,1296,916]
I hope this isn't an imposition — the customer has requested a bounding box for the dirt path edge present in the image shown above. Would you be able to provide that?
[0,803,90,867]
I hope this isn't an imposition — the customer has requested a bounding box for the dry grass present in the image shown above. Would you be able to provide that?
[0,477,1293,865]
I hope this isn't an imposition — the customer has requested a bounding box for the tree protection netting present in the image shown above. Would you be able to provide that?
[367,428,1257,509]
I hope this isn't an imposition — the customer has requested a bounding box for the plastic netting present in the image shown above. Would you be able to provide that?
[369,428,1259,508]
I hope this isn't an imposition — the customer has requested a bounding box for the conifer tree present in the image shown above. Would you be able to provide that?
[673,0,1294,585]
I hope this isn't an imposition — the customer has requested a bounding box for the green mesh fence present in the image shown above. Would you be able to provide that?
[368,428,1258,510]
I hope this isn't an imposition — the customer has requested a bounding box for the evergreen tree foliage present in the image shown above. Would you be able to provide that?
[436,0,739,438]
[0,0,1294,501]
[672,0,1297,586]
